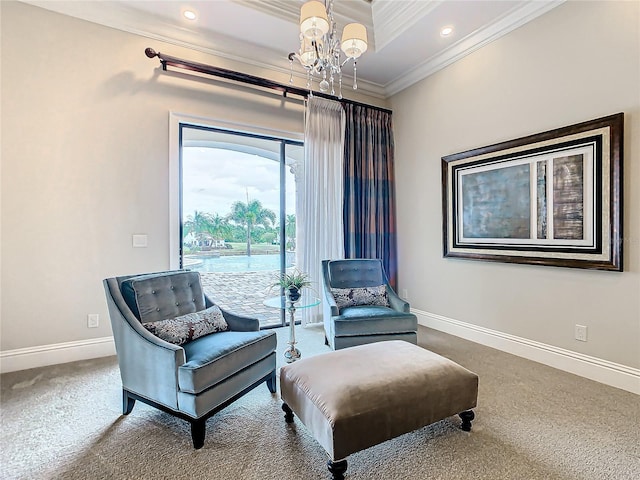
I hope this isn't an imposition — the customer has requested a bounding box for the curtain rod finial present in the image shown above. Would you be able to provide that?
[145,48,158,59]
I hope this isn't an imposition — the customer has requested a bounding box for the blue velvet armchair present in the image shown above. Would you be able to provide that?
[321,259,418,350]
[103,270,277,449]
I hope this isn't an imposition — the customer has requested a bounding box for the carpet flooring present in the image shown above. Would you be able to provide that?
[1,325,638,479]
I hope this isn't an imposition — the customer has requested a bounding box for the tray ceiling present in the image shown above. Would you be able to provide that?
[22,0,564,98]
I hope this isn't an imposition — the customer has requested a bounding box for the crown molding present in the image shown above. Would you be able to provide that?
[233,0,376,49]
[332,0,374,29]
[21,0,563,101]
[371,0,442,51]
[232,0,374,32]
[231,0,301,23]
[384,0,566,97]
[20,0,386,100]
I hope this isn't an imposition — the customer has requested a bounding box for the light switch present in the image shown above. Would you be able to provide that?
[132,234,148,248]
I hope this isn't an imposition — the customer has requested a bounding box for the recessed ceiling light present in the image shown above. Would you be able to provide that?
[183,10,197,21]
[440,26,454,37]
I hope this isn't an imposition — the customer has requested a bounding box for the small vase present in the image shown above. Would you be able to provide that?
[287,286,301,303]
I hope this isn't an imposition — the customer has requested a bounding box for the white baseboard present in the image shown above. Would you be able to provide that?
[415,309,640,395]
[2,317,638,395]
[0,337,116,374]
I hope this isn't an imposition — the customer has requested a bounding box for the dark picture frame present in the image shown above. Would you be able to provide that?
[441,113,623,271]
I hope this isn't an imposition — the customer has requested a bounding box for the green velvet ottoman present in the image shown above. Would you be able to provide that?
[279,340,478,479]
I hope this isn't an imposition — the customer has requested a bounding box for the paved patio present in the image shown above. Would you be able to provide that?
[200,271,286,328]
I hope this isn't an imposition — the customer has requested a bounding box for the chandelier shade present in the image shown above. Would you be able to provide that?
[288,0,368,98]
[300,1,330,38]
[341,23,368,58]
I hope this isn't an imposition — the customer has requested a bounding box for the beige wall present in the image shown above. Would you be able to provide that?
[392,0,639,368]
[1,0,638,375]
[0,1,384,352]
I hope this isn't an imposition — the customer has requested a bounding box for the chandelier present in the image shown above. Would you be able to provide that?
[288,0,368,98]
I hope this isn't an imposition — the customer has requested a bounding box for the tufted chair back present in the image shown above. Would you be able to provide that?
[119,270,206,323]
[326,259,387,289]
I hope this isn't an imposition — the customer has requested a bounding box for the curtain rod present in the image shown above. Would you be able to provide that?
[144,48,392,115]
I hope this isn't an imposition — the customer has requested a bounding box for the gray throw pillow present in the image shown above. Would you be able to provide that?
[331,285,390,308]
[143,305,228,345]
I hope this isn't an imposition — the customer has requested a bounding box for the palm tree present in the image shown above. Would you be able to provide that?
[228,199,276,256]
[183,211,214,248]
[184,211,230,249]
[205,213,231,246]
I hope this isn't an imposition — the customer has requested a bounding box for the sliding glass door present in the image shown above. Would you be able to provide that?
[180,125,303,328]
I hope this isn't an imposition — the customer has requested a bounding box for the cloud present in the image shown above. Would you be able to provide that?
[182,147,296,219]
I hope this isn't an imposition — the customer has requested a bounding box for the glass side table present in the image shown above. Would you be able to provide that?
[264,294,321,363]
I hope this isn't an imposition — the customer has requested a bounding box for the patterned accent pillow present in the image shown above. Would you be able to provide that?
[331,285,390,309]
[143,305,228,345]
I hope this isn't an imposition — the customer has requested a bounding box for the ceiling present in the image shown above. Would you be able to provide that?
[22,0,564,99]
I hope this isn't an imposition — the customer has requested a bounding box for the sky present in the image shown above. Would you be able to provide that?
[182,147,296,223]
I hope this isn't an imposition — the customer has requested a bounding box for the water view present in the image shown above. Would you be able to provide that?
[186,254,294,273]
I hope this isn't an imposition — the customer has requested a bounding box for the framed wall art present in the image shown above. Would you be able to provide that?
[441,113,623,271]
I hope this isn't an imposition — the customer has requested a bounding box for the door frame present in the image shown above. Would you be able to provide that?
[168,111,304,270]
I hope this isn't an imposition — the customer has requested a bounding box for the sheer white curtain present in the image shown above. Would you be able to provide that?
[298,96,345,325]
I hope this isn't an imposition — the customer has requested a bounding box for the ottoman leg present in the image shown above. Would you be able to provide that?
[282,403,294,423]
[459,410,475,431]
[327,459,348,480]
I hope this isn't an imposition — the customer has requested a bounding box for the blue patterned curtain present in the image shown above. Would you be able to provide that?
[343,104,398,289]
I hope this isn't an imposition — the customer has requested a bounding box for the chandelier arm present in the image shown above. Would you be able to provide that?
[340,57,353,68]
[287,52,306,68]
[289,52,310,69]
[312,39,321,59]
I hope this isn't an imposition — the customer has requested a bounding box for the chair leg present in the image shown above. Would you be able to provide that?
[190,419,206,449]
[266,370,277,393]
[122,390,136,415]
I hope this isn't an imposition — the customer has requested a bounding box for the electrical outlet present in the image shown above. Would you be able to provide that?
[574,324,587,342]
[401,289,409,300]
[87,314,99,328]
